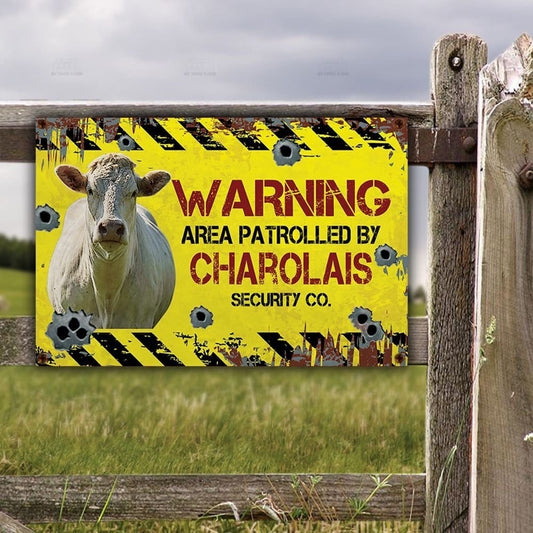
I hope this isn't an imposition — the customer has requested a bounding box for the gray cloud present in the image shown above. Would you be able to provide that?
[0,0,530,101]
[0,0,530,287]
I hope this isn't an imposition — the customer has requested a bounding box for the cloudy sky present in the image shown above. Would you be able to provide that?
[0,0,530,288]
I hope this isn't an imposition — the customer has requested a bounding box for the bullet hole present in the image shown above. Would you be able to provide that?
[57,326,69,341]
[349,307,372,329]
[190,306,214,328]
[349,307,385,344]
[45,308,96,350]
[118,135,135,151]
[36,205,60,231]
[280,144,292,157]
[273,139,301,166]
[363,320,385,343]
[357,314,368,325]
[375,244,398,267]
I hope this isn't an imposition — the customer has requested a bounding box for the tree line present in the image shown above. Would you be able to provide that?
[0,234,34,271]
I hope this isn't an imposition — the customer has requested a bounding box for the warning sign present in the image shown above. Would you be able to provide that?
[35,117,408,366]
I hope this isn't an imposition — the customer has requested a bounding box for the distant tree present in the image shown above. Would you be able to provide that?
[411,285,427,303]
[0,234,35,272]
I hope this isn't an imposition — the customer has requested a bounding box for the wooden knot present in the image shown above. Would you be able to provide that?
[518,162,533,190]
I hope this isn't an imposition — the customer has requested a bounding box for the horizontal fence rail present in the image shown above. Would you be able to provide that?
[0,101,435,126]
[0,101,438,163]
[0,316,428,366]
[0,474,425,523]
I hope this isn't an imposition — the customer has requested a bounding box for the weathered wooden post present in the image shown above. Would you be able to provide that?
[471,33,533,531]
[427,34,487,531]
[0,317,34,365]
[0,511,34,533]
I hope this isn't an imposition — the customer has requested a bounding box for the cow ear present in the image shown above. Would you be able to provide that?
[55,165,87,193]
[137,171,171,197]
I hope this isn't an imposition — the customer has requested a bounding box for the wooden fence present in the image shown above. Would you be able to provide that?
[0,33,531,532]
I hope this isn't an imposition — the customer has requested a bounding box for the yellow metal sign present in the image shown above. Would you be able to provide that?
[35,117,408,366]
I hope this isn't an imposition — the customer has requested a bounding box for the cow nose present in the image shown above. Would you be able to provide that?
[98,219,125,241]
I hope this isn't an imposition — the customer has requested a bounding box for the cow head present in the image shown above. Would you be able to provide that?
[56,154,170,250]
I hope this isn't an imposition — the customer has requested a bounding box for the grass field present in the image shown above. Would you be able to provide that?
[0,266,34,317]
[0,367,425,476]
[1,268,426,531]
[408,302,426,318]
[3,368,426,531]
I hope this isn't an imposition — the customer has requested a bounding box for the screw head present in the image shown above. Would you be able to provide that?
[449,55,463,71]
[518,163,533,190]
[462,136,476,154]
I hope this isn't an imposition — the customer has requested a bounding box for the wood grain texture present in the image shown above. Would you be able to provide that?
[471,33,533,532]
[0,102,434,127]
[0,316,427,366]
[0,102,433,162]
[0,127,35,162]
[426,34,487,532]
[0,474,425,523]
[0,512,34,533]
[0,317,34,365]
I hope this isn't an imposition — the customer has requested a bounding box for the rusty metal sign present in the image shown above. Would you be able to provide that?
[35,117,408,366]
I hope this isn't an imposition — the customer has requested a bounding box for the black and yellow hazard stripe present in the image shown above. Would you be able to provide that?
[217,118,270,150]
[67,346,101,366]
[345,118,394,149]
[36,117,404,155]
[93,332,143,366]
[41,326,407,367]
[138,118,185,150]
[178,119,226,150]
[42,332,191,366]
[132,332,184,366]
[308,119,353,150]
[65,126,101,150]
[264,118,311,150]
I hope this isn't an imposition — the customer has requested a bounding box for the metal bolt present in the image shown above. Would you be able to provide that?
[518,163,533,190]
[449,55,463,71]
[462,136,476,154]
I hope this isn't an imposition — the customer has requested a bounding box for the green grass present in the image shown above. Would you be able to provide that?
[1,270,426,531]
[408,302,426,318]
[4,368,425,531]
[0,367,425,474]
[0,266,34,317]
[0,367,425,475]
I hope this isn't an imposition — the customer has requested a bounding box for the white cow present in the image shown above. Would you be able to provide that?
[47,153,175,328]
